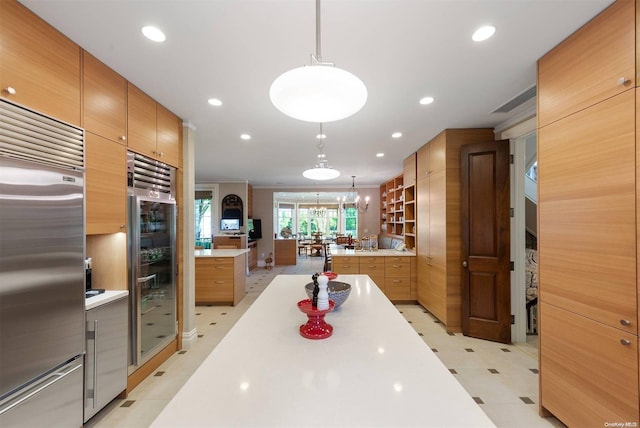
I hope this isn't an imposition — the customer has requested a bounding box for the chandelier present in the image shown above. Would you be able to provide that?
[269,0,367,123]
[340,176,369,213]
[309,193,327,217]
[303,124,340,180]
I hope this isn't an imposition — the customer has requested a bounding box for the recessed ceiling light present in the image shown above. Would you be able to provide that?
[376,153,385,158]
[240,134,251,140]
[391,132,402,139]
[419,96,434,105]
[472,25,496,42]
[316,133,326,140]
[208,98,222,106]
[141,26,166,43]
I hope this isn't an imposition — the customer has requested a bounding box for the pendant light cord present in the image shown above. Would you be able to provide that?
[316,0,322,62]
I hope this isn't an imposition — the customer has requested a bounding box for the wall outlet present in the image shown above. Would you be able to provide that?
[261,253,265,258]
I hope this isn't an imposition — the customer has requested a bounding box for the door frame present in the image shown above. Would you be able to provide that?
[500,117,536,343]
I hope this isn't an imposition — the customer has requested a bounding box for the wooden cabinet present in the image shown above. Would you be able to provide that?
[332,256,359,274]
[213,235,247,249]
[537,0,635,128]
[538,2,639,423]
[359,256,385,290]
[539,90,636,333]
[274,239,297,266]
[403,153,416,186]
[332,254,415,301]
[415,129,494,332]
[195,255,245,305]
[540,303,639,426]
[0,0,81,125]
[384,256,411,300]
[127,83,181,168]
[248,241,258,270]
[156,103,182,167]
[82,51,127,144]
[85,133,127,235]
[380,175,404,236]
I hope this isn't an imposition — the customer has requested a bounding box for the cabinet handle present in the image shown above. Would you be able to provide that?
[120,224,126,229]
[119,136,126,141]
[617,77,630,86]
[392,280,401,283]
[620,339,631,346]
[462,260,468,268]
[158,151,164,157]
[215,266,225,269]
[620,319,631,327]
[3,86,16,95]
[93,319,98,408]
[392,265,401,268]
[215,280,224,284]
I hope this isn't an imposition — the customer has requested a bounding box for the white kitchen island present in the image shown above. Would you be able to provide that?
[151,274,496,428]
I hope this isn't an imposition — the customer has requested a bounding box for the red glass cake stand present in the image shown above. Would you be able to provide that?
[297,299,335,339]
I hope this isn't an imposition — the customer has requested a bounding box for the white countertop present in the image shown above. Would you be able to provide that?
[332,248,415,257]
[195,249,250,258]
[151,274,495,428]
[85,290,128,311]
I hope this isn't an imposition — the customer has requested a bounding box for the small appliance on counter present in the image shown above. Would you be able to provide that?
[84,257,105,298]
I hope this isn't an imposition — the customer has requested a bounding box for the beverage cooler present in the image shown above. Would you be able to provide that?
[127,153,177,372]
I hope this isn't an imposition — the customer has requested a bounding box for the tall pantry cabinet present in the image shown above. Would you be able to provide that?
[537,0,639,425]
[416,129,494,332]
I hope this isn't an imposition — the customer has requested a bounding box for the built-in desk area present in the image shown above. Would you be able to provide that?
[194,249,249,305]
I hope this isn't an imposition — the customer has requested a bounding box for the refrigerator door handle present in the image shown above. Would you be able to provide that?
[0,361,83,416]
[137,274,157,284]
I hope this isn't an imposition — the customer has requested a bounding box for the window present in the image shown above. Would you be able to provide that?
[194,185,218,249]
[344,207,357,236]
[277,203,294,238]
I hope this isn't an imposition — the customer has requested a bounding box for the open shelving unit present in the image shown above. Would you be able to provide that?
[380,174,404,237]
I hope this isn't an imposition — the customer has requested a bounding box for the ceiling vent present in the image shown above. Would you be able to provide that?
[492,86,537,113]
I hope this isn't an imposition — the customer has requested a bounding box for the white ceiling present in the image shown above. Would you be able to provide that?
[19,0,613,188]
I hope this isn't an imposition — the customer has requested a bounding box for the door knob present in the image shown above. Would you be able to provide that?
[620,339,631,346]
[462,260,468,267]
[620,319,631,327]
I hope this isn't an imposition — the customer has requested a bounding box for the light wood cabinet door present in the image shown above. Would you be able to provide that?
[157,103,181,167]
[0,0,80,125]
[403,153,416,186]
[85,133,127,235]
[540,303,639,427]
[537,0,635,127]
[127,83,157,158]
[333,256,360,274]
[539,90,636,334]
[428,133,446,174]
[83,51,127,144]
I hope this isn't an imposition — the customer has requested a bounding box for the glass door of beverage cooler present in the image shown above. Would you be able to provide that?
[128,195,176,370]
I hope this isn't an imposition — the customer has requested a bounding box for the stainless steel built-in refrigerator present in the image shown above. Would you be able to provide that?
[0,100,85,427]
[127,152,177,372]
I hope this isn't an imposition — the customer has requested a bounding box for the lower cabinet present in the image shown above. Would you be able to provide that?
[332,255,415,301]
[84,297,128,423]
[195,255,245,305]
[540,302,639,426]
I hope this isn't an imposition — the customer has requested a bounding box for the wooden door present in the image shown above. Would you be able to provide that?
[460,140,510,343]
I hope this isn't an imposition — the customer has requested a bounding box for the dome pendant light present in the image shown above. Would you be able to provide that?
[303,124,340,181]
[270,0,367,123]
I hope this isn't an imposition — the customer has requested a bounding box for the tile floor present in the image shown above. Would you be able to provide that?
[86,255,564,428]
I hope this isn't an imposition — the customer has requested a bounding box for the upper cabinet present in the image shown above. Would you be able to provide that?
[82,52,127,144]
[128,83,181,167]
[403,153,416,186]
[0,0,81,125]
[156,103,182,167]
[537,0,635,128]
